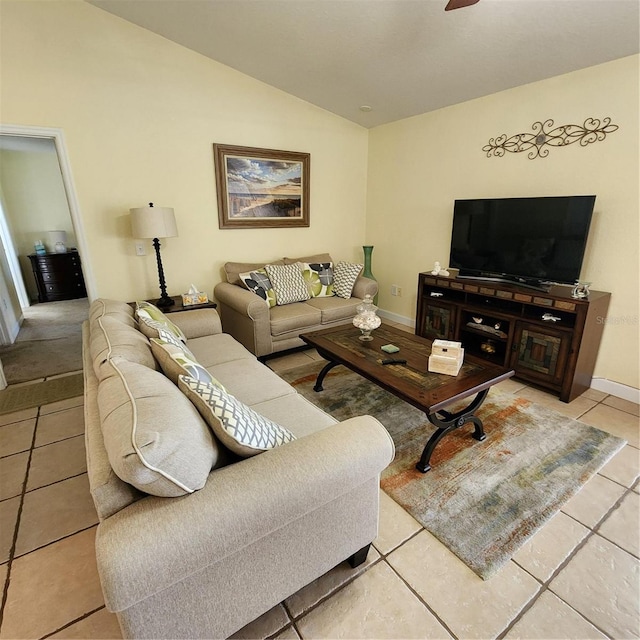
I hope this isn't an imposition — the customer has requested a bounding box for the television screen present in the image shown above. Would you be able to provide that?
[448,196,595,287]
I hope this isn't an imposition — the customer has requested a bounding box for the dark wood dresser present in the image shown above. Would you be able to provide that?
[29,250,87,303]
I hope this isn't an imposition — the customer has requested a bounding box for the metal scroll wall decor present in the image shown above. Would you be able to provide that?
[483,117,619,160]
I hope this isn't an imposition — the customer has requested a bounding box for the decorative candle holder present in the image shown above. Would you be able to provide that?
[353,294,381,341]
[571,281,591,299]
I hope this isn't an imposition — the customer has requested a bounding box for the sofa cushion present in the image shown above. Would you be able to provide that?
[187,333,256,368]
[238,268,277,308]
[284,253,333,266]
[269,302,321,337]
[150,338,224,387]
[135,301,187,343]
[90,314,158,381]
[265,263,310,305]
[97,359,218,497]
[249,394,338,439]
[333,262,364,299]
[224,259,284,286]
[207,358,296,406]
[301,262,334,297]
[89,299,136,327]
[178,376,296,457]
[305,296,361,323]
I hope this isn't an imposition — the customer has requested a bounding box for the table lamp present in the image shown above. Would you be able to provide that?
[130,203,178,309]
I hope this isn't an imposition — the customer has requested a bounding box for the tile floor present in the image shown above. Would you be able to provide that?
[0,329,638,639]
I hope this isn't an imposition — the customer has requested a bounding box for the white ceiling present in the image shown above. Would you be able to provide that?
[88,0,639,128]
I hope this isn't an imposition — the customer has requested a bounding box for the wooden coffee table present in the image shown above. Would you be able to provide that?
[301,324,514,472]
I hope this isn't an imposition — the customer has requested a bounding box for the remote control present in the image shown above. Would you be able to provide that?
[382,358,407,365]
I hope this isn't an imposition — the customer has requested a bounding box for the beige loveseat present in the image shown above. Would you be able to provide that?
[83,299,394,639]
[213,253,378,359]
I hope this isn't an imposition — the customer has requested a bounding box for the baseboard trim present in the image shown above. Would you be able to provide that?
[378,309,415,328]
[590,378,640,404]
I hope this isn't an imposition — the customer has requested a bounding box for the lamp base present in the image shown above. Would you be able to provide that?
[156,294,174,309]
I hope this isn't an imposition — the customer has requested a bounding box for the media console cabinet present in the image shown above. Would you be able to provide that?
[416,273,611,403]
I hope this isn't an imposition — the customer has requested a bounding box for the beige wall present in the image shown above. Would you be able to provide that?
[367,55,639,388]
[0,1,369,302]
[1,2,637,389]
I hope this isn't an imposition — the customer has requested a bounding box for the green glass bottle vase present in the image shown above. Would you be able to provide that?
[362,245,378,305]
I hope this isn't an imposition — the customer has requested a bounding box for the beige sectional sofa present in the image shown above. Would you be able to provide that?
[213,253,378,358]
[83,298,394,639]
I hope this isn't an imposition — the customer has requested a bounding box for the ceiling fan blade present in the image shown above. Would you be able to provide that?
[445,0,480,10]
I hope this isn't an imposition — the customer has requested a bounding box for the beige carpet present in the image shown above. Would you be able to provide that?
[0,299,89,383]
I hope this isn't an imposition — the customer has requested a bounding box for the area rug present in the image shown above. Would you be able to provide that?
[279,361,626,579]
[0,373,84,415]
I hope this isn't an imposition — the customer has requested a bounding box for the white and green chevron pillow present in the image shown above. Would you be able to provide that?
[264,262,310,305]
[178,375,296,457]
[333,262,363,299]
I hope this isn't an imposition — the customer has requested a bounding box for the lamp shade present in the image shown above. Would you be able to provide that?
[130,204,178,239]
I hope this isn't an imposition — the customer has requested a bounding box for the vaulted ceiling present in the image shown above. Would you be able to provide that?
[88,0,639,128]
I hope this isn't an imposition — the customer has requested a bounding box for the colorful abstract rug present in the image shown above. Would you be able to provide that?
[280,361,626,579]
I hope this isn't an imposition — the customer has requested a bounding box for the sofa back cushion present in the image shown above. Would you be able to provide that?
[83,323,144,520]
[223,259,284,286]
[97,359,220,497]
[283,253,333,266]
[89,300,158,381]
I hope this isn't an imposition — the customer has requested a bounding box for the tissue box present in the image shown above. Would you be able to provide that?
[181,292,209,306]
[431,339,463,358]
[428,340,464,376]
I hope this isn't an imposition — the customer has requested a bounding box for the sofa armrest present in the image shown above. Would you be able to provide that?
[168,308,222,339]
[214,282,268,318]
[96,416,394,612]
[352,276,378,300]
[214,282,272,356]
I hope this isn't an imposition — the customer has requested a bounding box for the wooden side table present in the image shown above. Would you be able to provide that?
[129,295,217,314]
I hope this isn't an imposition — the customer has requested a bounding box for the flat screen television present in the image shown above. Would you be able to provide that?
[448,196,596,290]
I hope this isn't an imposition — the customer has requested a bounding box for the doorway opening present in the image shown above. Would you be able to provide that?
[0,125,94,387]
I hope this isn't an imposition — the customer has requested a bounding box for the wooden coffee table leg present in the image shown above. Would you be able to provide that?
[416,389,489,473]
[313,361,341,392]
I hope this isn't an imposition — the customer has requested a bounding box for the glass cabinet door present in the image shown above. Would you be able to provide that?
[510,322,572,386]
[421,302,455,340]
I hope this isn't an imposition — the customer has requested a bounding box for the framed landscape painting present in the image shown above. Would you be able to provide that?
[213,144,310,229]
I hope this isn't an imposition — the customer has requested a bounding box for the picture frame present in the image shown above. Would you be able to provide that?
[213,144,310,229]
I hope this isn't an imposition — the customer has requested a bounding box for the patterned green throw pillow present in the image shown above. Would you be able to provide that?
[301,262,334,297]
[238,268,277,308]
[136,301,187,343]
[150,337,224,388]
[178,375,296,457]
